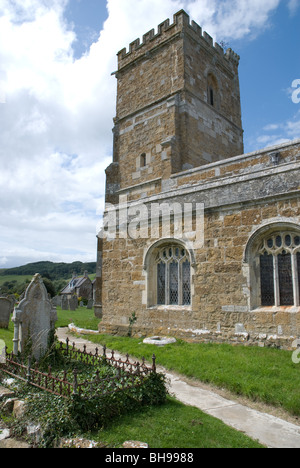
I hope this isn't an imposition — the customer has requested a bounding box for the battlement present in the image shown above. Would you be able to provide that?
[117,10,240,69]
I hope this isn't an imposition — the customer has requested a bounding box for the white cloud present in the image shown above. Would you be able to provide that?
[0,0,289,267]
[288,0,300,15]
[184,0,281,41]
[253,109,300,150]
[286,115,300,137]
[0,257,8,267]
[263,124,281,132]
[0,0,111,267]
[103,0,282,50]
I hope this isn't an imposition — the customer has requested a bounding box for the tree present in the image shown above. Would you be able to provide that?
[42,277,56,298]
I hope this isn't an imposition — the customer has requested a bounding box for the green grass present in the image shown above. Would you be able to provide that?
[85,333,300,417]
[0,310,268,448]
[2,306,300,418]
[88,396,264,448]
[0,274,33,288]
[0,321,14,353]
[56,307,99,331]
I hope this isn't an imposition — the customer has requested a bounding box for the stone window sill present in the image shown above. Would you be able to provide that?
[148,305,192,311]
[251,306,300,313]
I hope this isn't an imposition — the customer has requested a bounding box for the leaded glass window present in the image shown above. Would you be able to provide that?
[260,252,274,306]
[278,252,293,306]
[155,246,191,306]
[259,232,300,307]
[169,261,179,305]
[182,260,191,305]
[157,262,166,305]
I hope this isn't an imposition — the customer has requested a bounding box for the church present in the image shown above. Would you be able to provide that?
[94,10,300,349]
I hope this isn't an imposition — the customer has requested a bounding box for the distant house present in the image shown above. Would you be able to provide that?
[61,271,93,300]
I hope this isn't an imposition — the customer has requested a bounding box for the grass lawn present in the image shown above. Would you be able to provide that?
[0,306,298,448]
[0,309,266,448]
[0,274,33,287]
[56,306,99,330]
[0,321,14,353]
[85,333,300,417]
[2,307,300,416]
[88,396,264,448]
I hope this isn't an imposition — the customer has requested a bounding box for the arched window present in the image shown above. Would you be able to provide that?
[156,246,191,306]
[144,241,192,308]
[244,222,300,310]
[140,153,146,168]
[207,73,219,108]
[259,233,300,307]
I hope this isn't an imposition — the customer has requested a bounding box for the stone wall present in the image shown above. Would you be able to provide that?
[98,139,300,349]
[96,9,300,350]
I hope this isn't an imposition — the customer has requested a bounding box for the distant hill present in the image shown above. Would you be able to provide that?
[0,261,96,281]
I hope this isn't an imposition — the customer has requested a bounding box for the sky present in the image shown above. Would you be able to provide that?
[0,0,299,268]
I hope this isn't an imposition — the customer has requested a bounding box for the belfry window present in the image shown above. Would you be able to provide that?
[259,233,300,307]
[156,246,191,306]
[140,153,146,168]
[207,73,218,108]
[209,87,214,107]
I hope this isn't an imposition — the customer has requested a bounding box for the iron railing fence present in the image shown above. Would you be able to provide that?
[61,337,156,375]
[0,339,156,399]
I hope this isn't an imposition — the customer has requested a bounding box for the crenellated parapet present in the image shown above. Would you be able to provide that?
[112,8,244,191]
[117,9,240,70]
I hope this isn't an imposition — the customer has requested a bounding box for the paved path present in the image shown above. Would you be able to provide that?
[56,328,300,449]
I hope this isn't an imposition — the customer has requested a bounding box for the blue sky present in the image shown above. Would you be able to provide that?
[0,0,299,268]
[65,0,108,58]
[233,2,300,151]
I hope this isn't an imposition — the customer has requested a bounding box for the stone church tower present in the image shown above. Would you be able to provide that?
[95,11,300,348]
[106,9,243,200]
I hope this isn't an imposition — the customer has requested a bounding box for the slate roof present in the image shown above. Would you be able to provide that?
[61,276,90,295]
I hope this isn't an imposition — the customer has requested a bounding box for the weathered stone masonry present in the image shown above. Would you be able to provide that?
[95,10,300,349]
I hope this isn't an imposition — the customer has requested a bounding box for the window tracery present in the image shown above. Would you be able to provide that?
[155,245,191,306]
[259,232,300,307]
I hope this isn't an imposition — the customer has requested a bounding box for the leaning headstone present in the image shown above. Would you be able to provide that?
[12,274,57,360]
[0,298,12,329]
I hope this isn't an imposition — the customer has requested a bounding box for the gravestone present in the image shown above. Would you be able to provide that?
[12,274,57,360]
[6,295,16,311]
[68,295,78,311]
[0,298,13,329]
[51,296,62,307]
[87,299,93,309]
[61,295,68,311]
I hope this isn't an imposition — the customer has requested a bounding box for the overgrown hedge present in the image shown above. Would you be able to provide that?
[7,361,168,448]
[70,372,168,431]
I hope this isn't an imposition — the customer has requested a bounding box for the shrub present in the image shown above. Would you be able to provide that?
[8,347,168,447]
[69,371,168,431]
